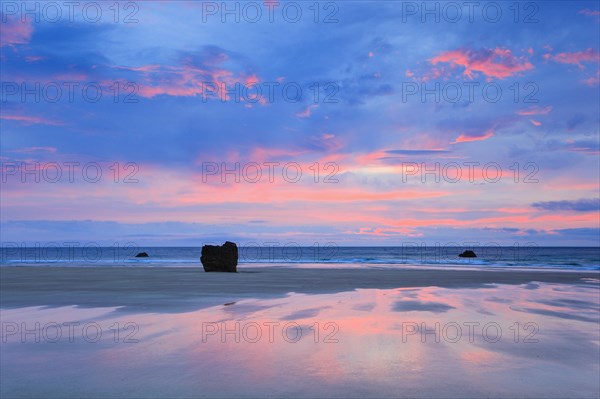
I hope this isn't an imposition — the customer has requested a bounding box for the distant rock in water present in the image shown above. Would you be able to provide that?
[458,250,477,258]
[201,241,238,272]
[135,252,149,258]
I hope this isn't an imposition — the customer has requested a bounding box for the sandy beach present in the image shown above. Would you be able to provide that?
[1,266,597,311]
[2,266,599,398]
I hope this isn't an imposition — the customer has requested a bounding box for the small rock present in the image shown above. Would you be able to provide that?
[458,250,477,258]
[135,252,149,258]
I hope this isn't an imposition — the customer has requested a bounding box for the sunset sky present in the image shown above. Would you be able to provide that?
[1,1,599,246]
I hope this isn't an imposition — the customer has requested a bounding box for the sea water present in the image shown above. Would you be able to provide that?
[1,246,598,270]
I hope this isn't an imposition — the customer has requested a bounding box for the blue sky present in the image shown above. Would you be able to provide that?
[1,1,599,246]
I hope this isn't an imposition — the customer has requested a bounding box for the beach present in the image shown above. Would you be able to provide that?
[1,266,599,398]
[1,266,598,311]
[2,0,599,397]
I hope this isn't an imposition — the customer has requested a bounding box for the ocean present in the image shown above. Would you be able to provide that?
[1,246,599,270]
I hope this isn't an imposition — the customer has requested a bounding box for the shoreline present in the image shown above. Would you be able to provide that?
[2,266,598,312]
[3,262,599,271]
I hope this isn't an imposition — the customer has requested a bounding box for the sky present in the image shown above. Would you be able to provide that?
[1,0,599,247]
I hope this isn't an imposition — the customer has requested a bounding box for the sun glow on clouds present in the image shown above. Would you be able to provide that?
[112,50,262,101]
[529,119,542,127]
[1,114,64,126]
[451,131,494,144]
[1,2,599,244]
[543,48,600,68]
[516,106,553,116]
[0,15,33,47]
[430,47,533,79]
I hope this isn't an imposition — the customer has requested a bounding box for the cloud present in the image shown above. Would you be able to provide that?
[430,47,533,79]
[355,226,421,237]
[10,147,57,154]
[566,139,600,155]
[296,104,318,118]
[544,48,599,68]
[582,71,600,86]
[385,149,450,155]
[113,46,262,101]
[578,9,600,18]
[0,114,64,126]
[516,105,553,116]
[532,198,600,212]
[451,130,494,144]
[0,15,33,47]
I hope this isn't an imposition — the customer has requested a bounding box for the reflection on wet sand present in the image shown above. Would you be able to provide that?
[1,280,599,398]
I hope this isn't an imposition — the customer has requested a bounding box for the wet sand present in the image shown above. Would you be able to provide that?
[1,266,599,398]
[1,266,597,312]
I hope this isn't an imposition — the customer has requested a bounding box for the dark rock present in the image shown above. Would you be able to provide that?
[458,250,477,258]
[135,252,149,258]
[200,241,238,272]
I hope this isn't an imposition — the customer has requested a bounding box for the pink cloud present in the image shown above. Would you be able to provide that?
[371,213,598,231]
[529,119,542,127]
[175,186,449,207]
[355,227,421,237]
[516,105,553,116]
[115,56,262,102]
[568,143,600,156]
[431,47,533,79]
[308,133,344,152]
[419,66,451,82]
[582,70,600,86]
[25,55,45,62]
[11,147,57,154]
[296,104,318,118]
[6,157,597,234]
[133,66,261,101]
[0,15,33,47]
[246,147,309,163]
[578,9,600,17]
[0,114,64,126]
[451,130,494,144]
[544,48,599,68]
